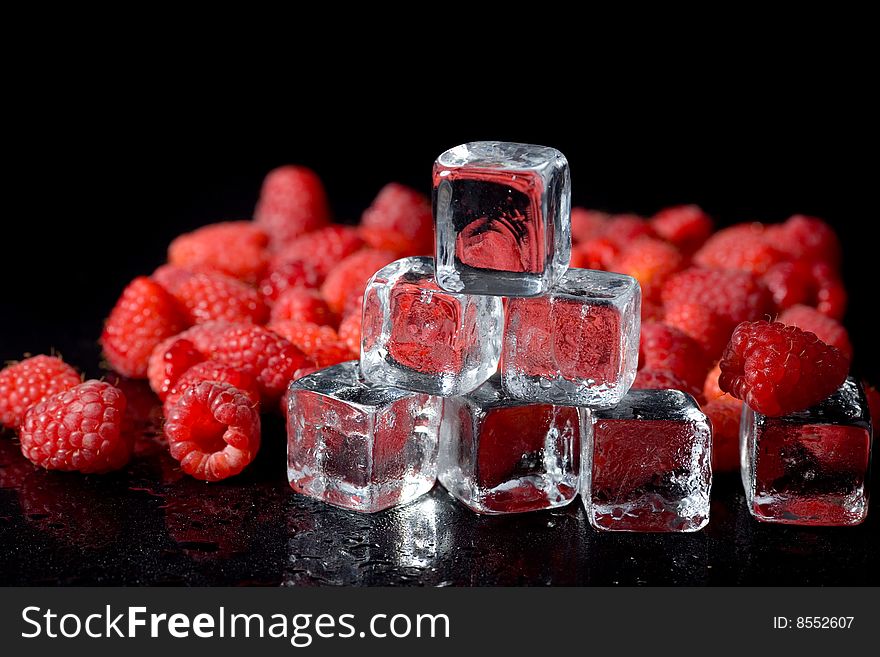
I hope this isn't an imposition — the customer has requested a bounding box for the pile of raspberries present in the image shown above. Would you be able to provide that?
[1,166,876,481]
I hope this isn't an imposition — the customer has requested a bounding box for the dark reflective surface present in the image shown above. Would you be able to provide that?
[1,393,876,585]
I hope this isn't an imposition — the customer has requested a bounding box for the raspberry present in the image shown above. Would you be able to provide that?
[101,277,186,378]
[269,288,337,326]
[147,337,205,400]
[703,363,725,402]
[0,356,81,430]
[164,382,260,482]
[152,263,211,293]
[778,304,853,360]
[649,205,713,254]
[19,380,131,473]
[693,223,787,275]
[258,259,324,302]
[719,321,850,417]
[254,165,331,246]
[604,214,656,245]
[174,321,243,354]
[662,267,772,326]
[639,322,711,392]
[168,221,269,283]
[767,214,841,267]
[337,310,362,355]
[569,237,620,270]
[812,262,847,320]
[211,325,310,403]
[610,237,683,300]
[762,261,814,310]
[173,271,269,325]
[268,321,353,368]
[570,208,610,244]
[321,249,397,315]
[703,397,742,472]
[359,183,434,255]
[663,301,735,358]
[163,361,259,415]
[633,367,702,401]
[104,375,164,457]
[272,225,365,279]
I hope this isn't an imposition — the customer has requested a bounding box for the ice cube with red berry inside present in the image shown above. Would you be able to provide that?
[433,141,571,297]
[741,376,871,527]
[287,361,442,513]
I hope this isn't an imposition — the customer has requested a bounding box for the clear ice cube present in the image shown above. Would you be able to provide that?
[360,256,503,396]
[433,141,571,297]
[501,268,641,408]
[741,376,872,526]
[583,389,712,532]
[438,376,585,514]
[287,361,442,513]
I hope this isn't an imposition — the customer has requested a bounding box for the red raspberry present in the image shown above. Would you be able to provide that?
[254,165,331,246]
[766,214,841,267]
[272,225,365,279]
[168,221,269,283]
[649,205,713,255]
[761,261,814,310]
[359,183,434,255]
[268,321,353,367]
[258,259,324,302]
[719,320,850,417]
[639,322,711,392]
[703,397,742,472]
[164,382,260,482]
[663,301,735,358]
[174,321,243,354]
[633,367,703,401]
[269,288,337,326]
[0,356,81,430]
[610,237,683,301]
[321,249,397,315]
[662,267,772,326]
[101,277,186,378]
[163,362,259,415]
[570,208,610,244]
[103,375,165,457]
[147,337,205,400]
[19,380,131,473]
[152,263,212,293]
[337,310,363,355]
[693,223,787,275]
[569,236,620,270]
[778,304,853,360]
[812,262,847,320]
[173,271,269,325]
[603,214,656,246]
[703,363,725,402]
[211,325,310,403]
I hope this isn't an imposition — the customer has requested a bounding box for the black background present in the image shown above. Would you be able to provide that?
[1,63,877,586]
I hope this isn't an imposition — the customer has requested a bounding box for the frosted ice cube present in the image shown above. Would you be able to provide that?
[501,268,640,408]
[438,376,586,514]
[360,256,503,397]
[583,389,712,532]
[287,361,442,513]
[433,141,571,297]
[741,376,871,526]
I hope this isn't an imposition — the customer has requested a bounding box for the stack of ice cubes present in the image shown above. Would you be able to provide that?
[287,140,869,531]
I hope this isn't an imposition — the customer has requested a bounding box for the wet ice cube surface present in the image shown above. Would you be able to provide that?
[742,376,872,526]
[360,256,503,396]
[502,268,640,407]
[438,376,585,514]
[584,389,712,532]
[433,141,571,297]
[287,361,442,513]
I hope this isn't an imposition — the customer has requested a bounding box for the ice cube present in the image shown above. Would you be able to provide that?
[433,141,571,297]
[287,361,442,513]
[360,256,503,396]
[583,389,712,532]
[438,376,585,514]
[741,376,871,526]
[501,268,640,408]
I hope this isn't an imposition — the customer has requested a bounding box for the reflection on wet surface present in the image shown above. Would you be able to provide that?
[0,397,877,585]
